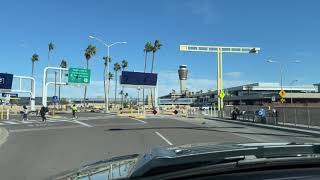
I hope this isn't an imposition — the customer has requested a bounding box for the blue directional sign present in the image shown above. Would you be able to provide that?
[258,109,266,117]
[52,96,59,103]
[0,73,14,90]
[2,93,18,98]
[120,71,157,86]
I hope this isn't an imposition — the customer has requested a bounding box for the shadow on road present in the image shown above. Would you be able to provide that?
[105,126,314,138]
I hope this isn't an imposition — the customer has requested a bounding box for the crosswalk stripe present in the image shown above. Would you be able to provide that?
[0,123,4,125]
[21,121,33,124]
[4,121,19,124]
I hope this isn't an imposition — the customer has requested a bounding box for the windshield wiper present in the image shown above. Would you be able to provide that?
[129,142,320,178]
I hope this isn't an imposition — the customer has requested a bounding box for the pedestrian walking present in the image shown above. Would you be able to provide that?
[40,105,47,122]
[71,104,78,119]
[21,105,28,121]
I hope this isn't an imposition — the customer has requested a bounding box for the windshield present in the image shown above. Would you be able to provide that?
[0,0,320,180]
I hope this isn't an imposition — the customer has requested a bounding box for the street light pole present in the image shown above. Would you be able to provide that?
[266,59,301,103]
[89,36,127,113]
[289,79,298,104]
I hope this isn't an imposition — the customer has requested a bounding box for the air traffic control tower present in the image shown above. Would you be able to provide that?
[178,65,188,95]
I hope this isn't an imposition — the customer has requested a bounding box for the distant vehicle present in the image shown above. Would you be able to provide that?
[52,143,320,180]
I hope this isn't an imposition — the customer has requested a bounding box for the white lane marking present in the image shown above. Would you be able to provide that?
[21,121,33,124]
[72,120,93,127]
[155,131,173,145]
[4,121,19,124]
[0,123,3,125]
[129,117,147,124]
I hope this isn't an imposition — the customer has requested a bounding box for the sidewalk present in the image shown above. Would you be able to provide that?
[0,127,9,147]
[204,116,320,137]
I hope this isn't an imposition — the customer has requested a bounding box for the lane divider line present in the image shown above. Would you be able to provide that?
[155,131,173,145]
[129,117,147,124]
[72,120,93,127]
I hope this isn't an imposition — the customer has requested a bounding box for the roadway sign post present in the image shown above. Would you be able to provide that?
[279,89,286,103]
[52,96,59,103]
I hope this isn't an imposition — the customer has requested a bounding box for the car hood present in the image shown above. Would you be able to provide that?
[52,142,320,180]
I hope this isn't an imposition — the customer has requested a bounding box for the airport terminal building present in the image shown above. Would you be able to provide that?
[159,82,320,106]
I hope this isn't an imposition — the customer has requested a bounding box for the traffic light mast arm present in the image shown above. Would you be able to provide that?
[180,45,260,54]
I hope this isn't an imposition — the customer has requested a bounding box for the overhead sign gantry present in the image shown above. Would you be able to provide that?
[180,44,260,115]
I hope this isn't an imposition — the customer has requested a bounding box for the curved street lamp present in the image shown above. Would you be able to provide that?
[89,35,127,113]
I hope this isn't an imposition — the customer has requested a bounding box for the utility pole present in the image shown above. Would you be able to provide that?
[180,44,260,117]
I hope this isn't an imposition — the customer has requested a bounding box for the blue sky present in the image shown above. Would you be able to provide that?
[1,0,320,98]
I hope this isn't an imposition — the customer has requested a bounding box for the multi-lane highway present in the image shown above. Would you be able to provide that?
[0,112,319,180]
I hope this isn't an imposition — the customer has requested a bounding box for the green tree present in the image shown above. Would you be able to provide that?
[107,72,114,99]
[121,59,128,70]
[59,59,67,102]
[84,44,97,105]
[119,90,124,107]
[103,56,111,110]
[120,59,128,107]
[150,40,162,107]
[150,40,162,73]
[31,53,39,96]
[113,63,121,104]
[48,42,54,67]
[31,53,39,78]
[143,42,153,110]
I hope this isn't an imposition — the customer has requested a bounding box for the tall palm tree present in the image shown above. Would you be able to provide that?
[150,40,162,73]
[121,59,128,70]
[31,53,39,78]
[113,62,121,104]
[150,40,162,107]
[84,44,97,105]
[59,59,67,102]
[143,42,152,110]
[119,90,124,107]
[103,56,111,110]
[124,92,129,104]
[48,42,54,67]
[120,59,128,107]
[107,72,114,101]
[31,53,39,96]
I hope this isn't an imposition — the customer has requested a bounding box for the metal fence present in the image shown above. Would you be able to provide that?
[179,105,320,130]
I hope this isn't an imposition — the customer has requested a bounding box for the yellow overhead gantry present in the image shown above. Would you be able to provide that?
[180,44,260,114]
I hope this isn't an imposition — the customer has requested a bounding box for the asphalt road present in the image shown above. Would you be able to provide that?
[0,112,320,180]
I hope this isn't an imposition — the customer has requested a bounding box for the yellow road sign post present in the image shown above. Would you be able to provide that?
[279,89,286,103]
[179,44,260,113]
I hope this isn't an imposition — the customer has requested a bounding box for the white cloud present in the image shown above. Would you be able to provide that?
[224,72,243,79]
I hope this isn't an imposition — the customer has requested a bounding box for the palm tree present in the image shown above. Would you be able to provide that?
[103,56,111,110]
[150,40,162,107]
[107,72,114,99]
[48,42,54,67]
[113,62,121,104]
[120,59,128,107]
[119,90,124,107]
[124,93,129,103]
[143,42,152,110]
[150,40,162,73]
[121,59,128,70]
[84,44,97,105]
[31,53,39,96]
[59,59,67,103]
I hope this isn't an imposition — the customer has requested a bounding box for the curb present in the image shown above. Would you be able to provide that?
[204,117,320,137]
[0,127,9,147]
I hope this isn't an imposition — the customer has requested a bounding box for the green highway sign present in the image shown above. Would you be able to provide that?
[68,68,91,84]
